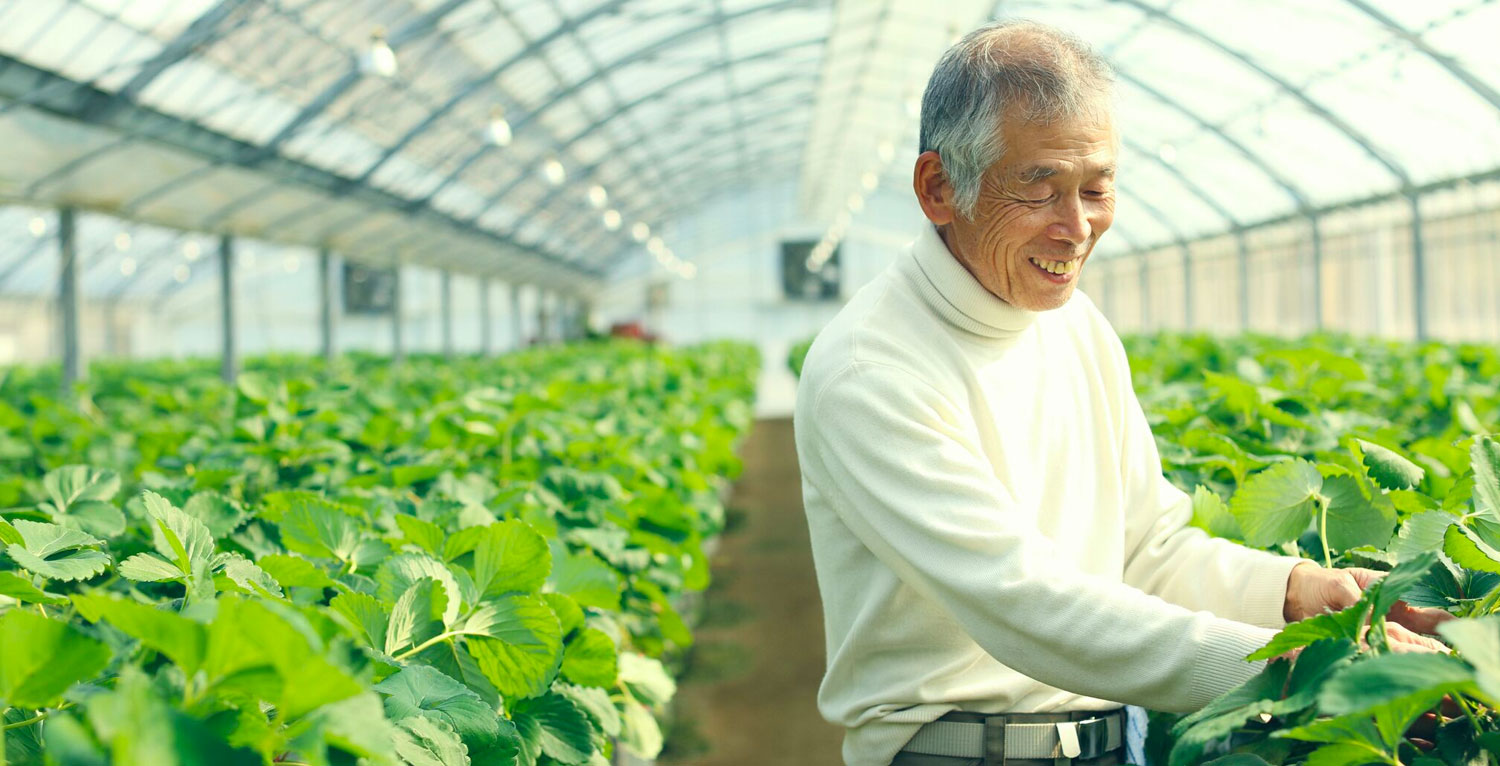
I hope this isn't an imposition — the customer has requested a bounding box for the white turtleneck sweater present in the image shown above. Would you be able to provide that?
[793,224,1303,766]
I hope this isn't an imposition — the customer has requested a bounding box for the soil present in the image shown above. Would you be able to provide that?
[658,417,846,765]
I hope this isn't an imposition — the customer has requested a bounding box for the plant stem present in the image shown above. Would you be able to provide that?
[1318,496,1333,568]
[392,631,460,660]
[1456,694,1484,737]
[2,712,47,731]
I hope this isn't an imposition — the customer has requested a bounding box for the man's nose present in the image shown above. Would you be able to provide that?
[1049,195,1091,246]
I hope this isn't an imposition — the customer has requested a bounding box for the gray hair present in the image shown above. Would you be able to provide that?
[919,20,1114,219]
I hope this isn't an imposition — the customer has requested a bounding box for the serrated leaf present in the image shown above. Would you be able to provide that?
[305,691,399,763]
[393,715,471,766]
[555,682,621,738]
[1274,639,1358,715]
[1475,436,1500,523]
[617,653,675,708]
[1371,552,1440,620]
[331,590,389,650]
[1445,525,1500,574]
[71,592,207,673]
[183,492,249,538]
[1190,485,1242,540]
[0,571,66,605]
[1318,652,1474,716]
[43,465,120,510]
[202,597,363,719]
[1439,615,1500,702]
[1322,475,1397,552]
[542,593,584,638]
[387,578,450,657]
[1230,460,1323,547]
[396,513,446,557]
[1355,440,1425,491]
[473,520,551,597]
[221,554,284,597]
[142,491,215,574]
[560,628,618,688]
[464,595,563,701]
[377,553,463,626]
[0,609,111,707]
[548,543,621,611]
[1248,603,1368,662]
[617,695,663,760]
[118,552,184,582]
[376,665,501,749]
[1388,511,1459,562]
[511,692,594,764]
[84,667,261,766]
[278,494,366,564]
[6,520,109,581]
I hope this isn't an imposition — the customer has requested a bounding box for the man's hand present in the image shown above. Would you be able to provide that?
[1283,561,1451,652]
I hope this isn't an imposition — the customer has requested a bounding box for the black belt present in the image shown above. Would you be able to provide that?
[900,708,1126,762]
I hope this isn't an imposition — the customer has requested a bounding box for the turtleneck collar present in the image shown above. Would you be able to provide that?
[898,223,1041,338]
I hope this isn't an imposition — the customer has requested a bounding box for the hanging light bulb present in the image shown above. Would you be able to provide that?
[114,232,132,251]
[182,241,200,261]
[283,254,300,273]
[119,257,136,276]
[173,264,190,283]
[587,185,608,208]
[359,27,398,78]
[541,158,566,186]
[631,222,650,243]
[27,216,46,238]
[861,170,879,191]
[602,209,622,230]
[486,106,512,147]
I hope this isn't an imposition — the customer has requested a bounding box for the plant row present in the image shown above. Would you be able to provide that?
[0,341,759,766]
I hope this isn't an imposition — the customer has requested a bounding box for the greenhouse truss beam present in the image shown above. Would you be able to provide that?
[406,0,809,214]
[1343,0,1500,113]
[1120,136,1240,229]
[1409,193,1428,341]
[59,208,80,390]
[1236,230,1251,330]
[0,233,53,293]
[1108,0,1411,187]
[0,53,604,284]
[510,283,524,350]
[82,0,251,121]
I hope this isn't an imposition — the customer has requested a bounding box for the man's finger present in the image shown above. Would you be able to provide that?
[1387,623,1448,653]
[1390,603,1455,636]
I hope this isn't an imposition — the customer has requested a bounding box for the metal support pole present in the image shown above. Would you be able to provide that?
[536,290,550,345]
[392,264,404,364]
[58,207,81,392]
[1139,253,1151,331]
[511,283,524,349]
[479,277,492,356]
[1180,243,1193,330]
[1409,192,1428,341]
[218,234,237,383]
[1309,215,1324,332]
[1236,229,1251,331]
[319,249,336,363]
[440,270,453,359]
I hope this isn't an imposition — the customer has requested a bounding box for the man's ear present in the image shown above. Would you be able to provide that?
[913,151,956,227]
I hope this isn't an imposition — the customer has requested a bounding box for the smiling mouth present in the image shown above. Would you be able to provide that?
[1028,256,1079,276]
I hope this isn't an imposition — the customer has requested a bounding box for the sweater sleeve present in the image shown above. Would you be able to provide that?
[804,361,1278,713]
[1114,353,1304,629]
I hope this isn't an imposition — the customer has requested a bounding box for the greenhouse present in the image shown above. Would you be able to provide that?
[0,1,1498,765]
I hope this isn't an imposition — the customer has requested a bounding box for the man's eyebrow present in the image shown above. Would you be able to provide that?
[1012,164,1116,184]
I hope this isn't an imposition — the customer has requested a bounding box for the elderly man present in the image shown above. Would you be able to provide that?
[793,20,1446,766]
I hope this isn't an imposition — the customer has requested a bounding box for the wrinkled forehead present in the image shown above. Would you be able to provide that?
[997,109,1120,181]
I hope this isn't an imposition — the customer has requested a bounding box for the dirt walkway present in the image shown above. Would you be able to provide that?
[659,417,845,766]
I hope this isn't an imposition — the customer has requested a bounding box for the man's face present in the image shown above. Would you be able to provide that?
[941,109,1117,312]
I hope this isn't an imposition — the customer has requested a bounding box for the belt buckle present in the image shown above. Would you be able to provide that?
[1073,717,1110,760]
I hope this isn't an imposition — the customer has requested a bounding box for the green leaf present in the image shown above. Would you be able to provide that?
[1439,615,1500,702]
[202,596,364,719]
[220,553,284,597]
[277,494,365,564]
[303,691,399,764]
[376,665,501,750]
[0,571,67,605]
[617,695,664,760]
[1355,440,1425,491]
[71,592,207,673]
[1274,639,1358,714]
[44,465,120,509]
[5,519,110,581]
[555,682,621,738]
[1445,525,1500,574]
[511,692,595,764]
[183,492,249,538]
[560,628,619,688]
[464,595,564,701]
[331,590,389,650]
[473,520,551,597]
[1301,743,1385,766]
[617,652,675,708]
[1190,485,1243,540]
[1388,511,1459,563]
[1475,436,1500,523]
[393,716,471,766]
[548,543,621,611]
[378,553,463,627]
[0,609,111,707]
[1230,460,1323,546]
[257,553,337,589]
[142,491,215,574]
[84,667,261,766]
[1318,652,1475,715]
[1371,551,1440,619]
[118,552,183,582]
[387,577,451,656]
[396,513,447,557]
[1248,603,1368,662]
[542,593,585,638]
[1322,475,1397,552]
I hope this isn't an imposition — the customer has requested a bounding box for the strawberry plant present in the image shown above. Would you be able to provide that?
[0,340,758,766]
